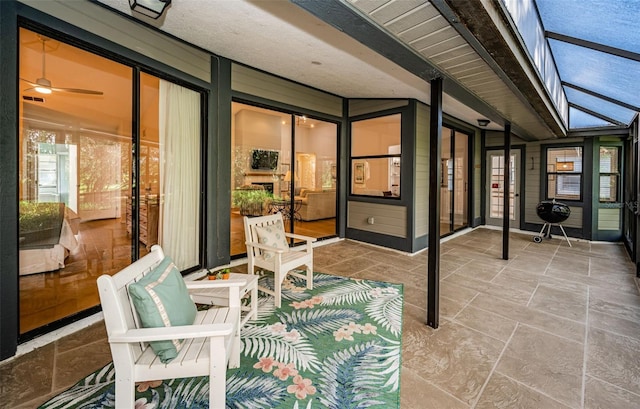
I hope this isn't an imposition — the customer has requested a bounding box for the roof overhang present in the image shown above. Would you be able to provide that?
[295,0,567,140]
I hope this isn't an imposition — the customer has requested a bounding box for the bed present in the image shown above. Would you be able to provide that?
[19,202,79,276]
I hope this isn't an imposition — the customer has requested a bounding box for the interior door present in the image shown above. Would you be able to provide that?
[486,150,520,227]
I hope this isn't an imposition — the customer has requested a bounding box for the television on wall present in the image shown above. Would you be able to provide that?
[251,149,279,170]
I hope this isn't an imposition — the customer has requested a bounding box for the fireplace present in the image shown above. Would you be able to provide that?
[252,182,274,194]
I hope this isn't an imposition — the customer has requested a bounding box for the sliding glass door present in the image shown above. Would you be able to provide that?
[18,27,203,337]
[440,126,469,235]
[230,102,337,257]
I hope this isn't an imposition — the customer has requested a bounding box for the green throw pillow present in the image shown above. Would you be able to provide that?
[254,220,289,259]
[128,256,197,363]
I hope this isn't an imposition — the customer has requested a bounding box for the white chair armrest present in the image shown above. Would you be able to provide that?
[109,323,234,343]
[284,232,317,243]
[185,278,246,290]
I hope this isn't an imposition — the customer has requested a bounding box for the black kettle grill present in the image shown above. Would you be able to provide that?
[534,200,572,246]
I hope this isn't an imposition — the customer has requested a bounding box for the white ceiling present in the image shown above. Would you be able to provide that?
[92,0,502,131]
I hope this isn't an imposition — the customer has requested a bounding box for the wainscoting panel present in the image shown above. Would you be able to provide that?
[348,201,407,238]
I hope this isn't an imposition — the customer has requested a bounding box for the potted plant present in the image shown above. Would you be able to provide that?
[217,268,231,280]
[207,268,231,280]
[232,188,272,216]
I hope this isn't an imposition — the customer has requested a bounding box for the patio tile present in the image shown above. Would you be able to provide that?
[454,304,517,342]
[528,284,588,322]
[444,272,535,305]
[400,367,469,409]
[475,372,572,409]
[496,325,583,408]
[470,293,585,343]
[584,375,640,409]
[587,327,640,393]
[403,320,503,405]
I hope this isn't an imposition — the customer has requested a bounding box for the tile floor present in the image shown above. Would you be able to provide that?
[2,228,639,408]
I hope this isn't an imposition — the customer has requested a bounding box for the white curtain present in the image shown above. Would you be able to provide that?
[158,79,200,270]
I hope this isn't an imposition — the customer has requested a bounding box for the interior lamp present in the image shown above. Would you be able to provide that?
[129,0,171,19]
[283,170,299,187]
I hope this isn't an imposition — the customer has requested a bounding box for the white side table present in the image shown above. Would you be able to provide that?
[191,272,259,327]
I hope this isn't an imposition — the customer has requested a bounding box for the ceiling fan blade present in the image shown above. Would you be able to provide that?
[50,86,104,95]
[20,78,39,88]
[22,38,104,96]
[21,78,102,95]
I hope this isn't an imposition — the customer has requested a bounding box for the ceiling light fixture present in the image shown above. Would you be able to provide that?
[477,119,490,127]
[557,161,574,171]
[129,0,171,19]
[34,78,52,94]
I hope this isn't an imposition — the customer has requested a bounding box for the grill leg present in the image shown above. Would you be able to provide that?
[557,224,572,247]
[538,223,548,237]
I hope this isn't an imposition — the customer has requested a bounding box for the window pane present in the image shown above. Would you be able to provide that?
[569,107,615,129]
[599,175,618,202]
[351,114,401,198]
[489,154,516,220]
[599,147,619,173]
[536,0,640,55]
[599,146,619,203]
[352,158,400,197]
[546,146,582,200]
[351,114,401,156]
[550,39,640,112]
[548,147,582,172]
[565,88,636,126]
[555,174,581,200]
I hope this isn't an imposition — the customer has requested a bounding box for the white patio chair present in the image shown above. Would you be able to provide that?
[97,245,244,409]
[243,213,315,307]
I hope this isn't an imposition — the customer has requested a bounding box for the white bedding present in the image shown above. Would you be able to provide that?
[19,219,79,275]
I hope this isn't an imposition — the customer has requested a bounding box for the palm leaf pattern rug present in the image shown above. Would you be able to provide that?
[39,273,403,409]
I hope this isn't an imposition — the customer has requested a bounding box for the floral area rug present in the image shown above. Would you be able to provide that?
[39,273,403,409]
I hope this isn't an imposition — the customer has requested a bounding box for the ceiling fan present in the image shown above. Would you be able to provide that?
[21,36,103,96]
